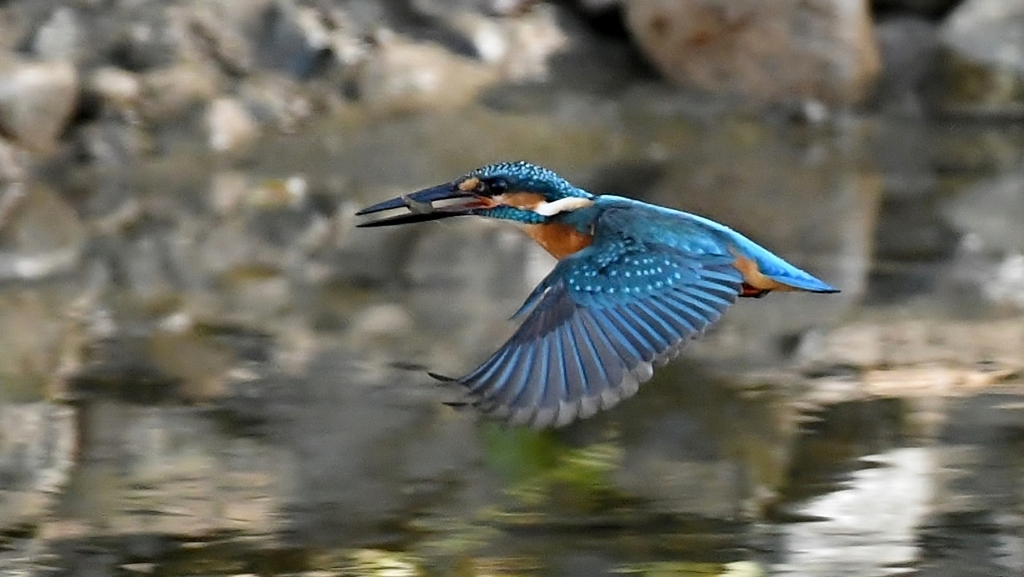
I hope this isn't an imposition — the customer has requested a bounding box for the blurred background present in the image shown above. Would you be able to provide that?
[0,0,1022,575]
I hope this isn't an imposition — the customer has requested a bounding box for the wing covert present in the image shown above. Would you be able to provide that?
[451,227,744,428]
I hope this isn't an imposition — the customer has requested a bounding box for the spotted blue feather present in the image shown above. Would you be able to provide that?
[469,161,591,201]
[453,204,745,428]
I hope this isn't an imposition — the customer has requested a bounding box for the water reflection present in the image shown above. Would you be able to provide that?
[0,100,1023,576]
[779,446,934,575]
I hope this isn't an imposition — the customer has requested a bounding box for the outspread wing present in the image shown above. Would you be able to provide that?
[447,206,744,428]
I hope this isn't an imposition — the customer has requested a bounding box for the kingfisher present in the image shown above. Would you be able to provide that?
[357,161,838,428]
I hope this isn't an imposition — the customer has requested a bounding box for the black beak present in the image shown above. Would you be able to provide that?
[356,182,479,228]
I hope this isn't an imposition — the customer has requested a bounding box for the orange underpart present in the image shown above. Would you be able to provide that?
[731,252,797,292]
[740,283,771,298]
[524,223,593,259]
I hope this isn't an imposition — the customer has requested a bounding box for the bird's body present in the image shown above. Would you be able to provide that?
[357,162,837,428]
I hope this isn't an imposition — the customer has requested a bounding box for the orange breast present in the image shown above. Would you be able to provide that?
[524,223,593,259]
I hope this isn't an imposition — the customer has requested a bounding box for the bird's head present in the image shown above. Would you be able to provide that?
[357,161,594,227]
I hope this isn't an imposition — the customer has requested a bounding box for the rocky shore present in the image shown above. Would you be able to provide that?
[1,2,1023,574]
[0,0,1020,176]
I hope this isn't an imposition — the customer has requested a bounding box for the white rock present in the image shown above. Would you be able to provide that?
[87,67,142,111]
[357,32,497,114]
[941,0,1024,77]
[0,57,79,151]
[33,7,81,62]
[351,304,414,339]
[207,97,260,153]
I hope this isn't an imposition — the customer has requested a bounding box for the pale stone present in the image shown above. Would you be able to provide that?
[0,57,78,151]
[625,0,881,106]
[357,32,498,114]
[207,97,260,153]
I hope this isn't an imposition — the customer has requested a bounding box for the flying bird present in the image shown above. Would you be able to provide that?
[357,161,837,428]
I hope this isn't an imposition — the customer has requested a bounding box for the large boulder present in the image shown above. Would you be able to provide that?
[356,32,498,114]
[872,17,941,113]
[938,0,1024,115]
[206,97,260,153]
[625,0,881,106]
[0,56,78,151]
[0,184,86,281]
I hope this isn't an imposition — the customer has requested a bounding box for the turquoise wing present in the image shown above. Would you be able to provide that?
[447,206,745,428]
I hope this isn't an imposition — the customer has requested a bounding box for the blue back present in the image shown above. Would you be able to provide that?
[558,196,835,293]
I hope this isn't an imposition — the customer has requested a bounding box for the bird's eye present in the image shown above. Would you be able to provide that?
[487,178,508,195]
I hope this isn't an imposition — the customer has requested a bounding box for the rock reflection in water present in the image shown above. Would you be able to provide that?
[60,399,288,539]
[918,393,1024,576]
[608,361,796,521]
[278,349,486,547]
[0,65,1021,577]
[771,394,1024,577]
[779,446,934,575]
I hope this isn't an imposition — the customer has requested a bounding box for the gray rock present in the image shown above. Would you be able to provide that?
[0,184,86,281]
[122,233,181,306]
[73,119,153,165]
[982,253,1024,309]
[944,169,1024,255]
[236,73,317,132]
[446,11,513,64]
[32,7,82,62]
[193,215,286,279]
[258,1,364,78]
[873,17,941,113]
[624,0,882,106]
[448,5,570,82]
[0,5,32,53]
[350,303,414,340]
[0,285,77,396]
[140,62,221,121]
[0,403,76,531]
[112,7,190,71]
[187,0,273,36]
[0,56,78,151]
[207,97,260,153]
[86,66,142,113]
[938,0,1024,116]
[54,399,288,538]
[941,0,1024,77]
[0,136,27,182]
[357,31,497,114]
[181,0,281,75]
[188,3,256,75]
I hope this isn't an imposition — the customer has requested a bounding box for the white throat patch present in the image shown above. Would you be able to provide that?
[532,196,594,216]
